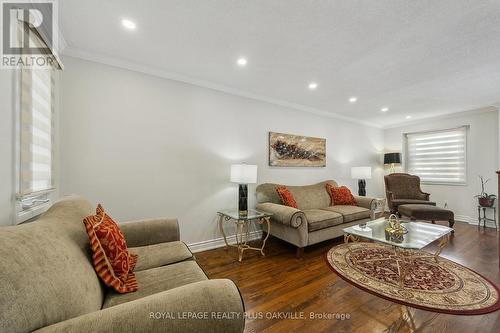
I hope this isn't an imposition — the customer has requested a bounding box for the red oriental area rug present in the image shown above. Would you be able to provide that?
[326,242,500,314]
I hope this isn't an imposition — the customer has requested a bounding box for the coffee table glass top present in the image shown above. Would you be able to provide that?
[218,209,272,220]
[343,217,453,249]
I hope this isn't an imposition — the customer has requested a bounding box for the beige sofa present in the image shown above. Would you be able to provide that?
[256,180,375,257]
[0,196,245,333]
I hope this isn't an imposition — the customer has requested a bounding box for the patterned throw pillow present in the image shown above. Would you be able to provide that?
[326,183,357,206]
[276,186,298,208]
[83,204,138,293]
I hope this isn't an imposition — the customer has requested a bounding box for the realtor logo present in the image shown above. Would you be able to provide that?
[1,0,61,69]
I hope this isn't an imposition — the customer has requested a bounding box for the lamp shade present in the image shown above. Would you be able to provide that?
[230,164,257,184]
[384,152,401,165]
[351,166,372,180]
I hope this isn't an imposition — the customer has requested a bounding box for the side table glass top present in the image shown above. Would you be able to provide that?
[218,209,272,220]
[343,217,453,250]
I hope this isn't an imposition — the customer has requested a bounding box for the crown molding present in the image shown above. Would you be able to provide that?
[381,106,499,130]
[61,46,382,128]
[61,47,498,130]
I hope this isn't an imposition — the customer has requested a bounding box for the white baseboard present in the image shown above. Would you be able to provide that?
[455,215,476,224]
[456,214,498,228]
[188,230,263,253]
[188,213,498,253]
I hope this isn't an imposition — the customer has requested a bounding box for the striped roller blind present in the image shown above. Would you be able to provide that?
[19,68,54,195]
[405,127,467,185]
[16,14,56,197]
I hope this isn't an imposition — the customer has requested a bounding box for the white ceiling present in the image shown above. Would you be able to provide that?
[60,0,500,127]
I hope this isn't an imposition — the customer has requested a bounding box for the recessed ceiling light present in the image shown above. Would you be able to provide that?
[236,58,247,67]
[381,107,389,112]
[121,19,136,30]
[349,97,358,103]
[308,82,318,90]
[406,115,412,119]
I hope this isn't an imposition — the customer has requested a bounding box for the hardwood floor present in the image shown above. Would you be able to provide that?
[195,221,500,333]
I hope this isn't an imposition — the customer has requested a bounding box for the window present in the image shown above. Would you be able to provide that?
[19,69,55,196]
[12,10,60,222]
[405,126,468,185]
[16,67,55,222]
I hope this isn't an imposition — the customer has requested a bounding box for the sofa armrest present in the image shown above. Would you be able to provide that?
[34,279,245,333]
[353,196,376,211]
[385,191,395,209]
[386,191,394,201]
[120,218,180,247]
[256,203,305,228]
[420,191,431,201]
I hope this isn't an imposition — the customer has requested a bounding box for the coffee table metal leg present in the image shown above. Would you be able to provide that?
[399,263,407,287]
[344,233,359,244]
[393,246,407,287]
[433,234,449,262]
[344,233,360,264]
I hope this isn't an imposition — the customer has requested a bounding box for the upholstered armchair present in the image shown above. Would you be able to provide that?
[384,173,435,214]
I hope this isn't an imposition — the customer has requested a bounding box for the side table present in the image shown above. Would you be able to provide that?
[477,205,497,230]
[217,209,272,262]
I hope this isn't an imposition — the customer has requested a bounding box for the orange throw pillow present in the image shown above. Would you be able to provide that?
[83,204,138,293]
[276,186,298,208]
[326,184,357,206]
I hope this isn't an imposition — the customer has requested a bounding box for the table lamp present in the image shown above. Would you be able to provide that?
[384,152,401,173]
[351,166,372,196]
[230,164,258,217]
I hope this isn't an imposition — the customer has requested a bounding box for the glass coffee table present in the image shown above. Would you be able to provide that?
[343,217,453,286]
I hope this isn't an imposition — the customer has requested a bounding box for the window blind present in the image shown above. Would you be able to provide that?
[405,127,467,185]
[19,68,54,195]
[15,11,56,197]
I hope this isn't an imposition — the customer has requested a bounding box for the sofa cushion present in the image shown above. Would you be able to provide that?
[102,260,208,309]
[256,180,338,210]
[391,199,436,207]
[276,186,298,208]
[322,205,371,223]
[326,184,357,206]
[83,205,138,293]
[304,209,343,232]
[130,241,193,272]
[288,182,335,210]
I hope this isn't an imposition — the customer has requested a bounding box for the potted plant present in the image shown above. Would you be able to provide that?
[474,175,497,207]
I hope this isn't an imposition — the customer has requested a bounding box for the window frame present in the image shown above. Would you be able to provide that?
[14,68,57,224]
[10,8,60,224]
[403,126,469,186]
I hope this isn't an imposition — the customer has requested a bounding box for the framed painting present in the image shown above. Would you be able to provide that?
[269,132,326,167]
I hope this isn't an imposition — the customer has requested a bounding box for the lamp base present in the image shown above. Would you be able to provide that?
[358,179,366,196]
[238,184,248,217]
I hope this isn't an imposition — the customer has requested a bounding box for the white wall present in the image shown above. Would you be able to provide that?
[59,56,385,245]
[0,71,14,226]
[384,108,499,223]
